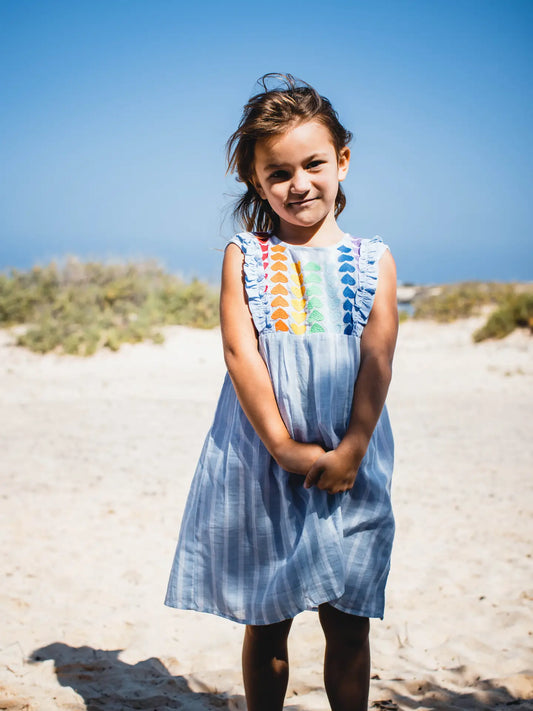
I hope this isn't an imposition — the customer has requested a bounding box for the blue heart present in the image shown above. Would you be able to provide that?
[343,286,355,298]
[341,274,356,285]
[339,263,355,273]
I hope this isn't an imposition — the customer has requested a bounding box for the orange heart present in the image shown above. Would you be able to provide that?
[271,272,288,283]
[271,295,288,307]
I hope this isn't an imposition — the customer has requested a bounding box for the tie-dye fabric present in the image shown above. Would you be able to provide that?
[165,232,395,625]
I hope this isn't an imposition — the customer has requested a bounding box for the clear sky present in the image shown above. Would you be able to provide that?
[1,0,532,284]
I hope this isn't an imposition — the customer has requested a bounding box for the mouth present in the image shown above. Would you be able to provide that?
[287,197,317,207]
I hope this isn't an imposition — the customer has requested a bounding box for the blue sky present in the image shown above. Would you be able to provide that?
[1,0,532,284]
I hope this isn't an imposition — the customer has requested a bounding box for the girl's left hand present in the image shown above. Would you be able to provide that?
[303,449,362,494]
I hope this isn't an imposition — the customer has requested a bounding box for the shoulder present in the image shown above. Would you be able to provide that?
[358,235,391,260]
[360,236,395,287]
[226,231,271,253]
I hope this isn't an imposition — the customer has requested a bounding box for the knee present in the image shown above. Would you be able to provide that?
[319,604,369,647]
[245,618,293,649]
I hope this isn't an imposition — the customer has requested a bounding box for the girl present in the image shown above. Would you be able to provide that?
[165,74,398,711]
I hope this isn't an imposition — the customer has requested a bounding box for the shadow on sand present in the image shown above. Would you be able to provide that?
[371,668,533,711]
[30,643,532,710]
[30,642,243,710]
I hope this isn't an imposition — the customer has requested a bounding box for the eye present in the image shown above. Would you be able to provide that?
[307,159,324,170]
[269,170,290,180]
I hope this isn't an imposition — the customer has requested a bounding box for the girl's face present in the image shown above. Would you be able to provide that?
[253,120,350,235]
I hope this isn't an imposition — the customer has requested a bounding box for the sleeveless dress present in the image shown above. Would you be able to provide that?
[165,232,395,625]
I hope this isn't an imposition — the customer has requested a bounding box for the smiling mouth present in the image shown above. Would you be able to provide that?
[288,197,317,206]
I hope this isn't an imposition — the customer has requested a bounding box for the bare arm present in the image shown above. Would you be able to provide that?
[304,249,398,493]
[221,243,325,474]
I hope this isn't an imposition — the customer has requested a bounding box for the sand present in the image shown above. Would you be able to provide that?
[0,318,532,710]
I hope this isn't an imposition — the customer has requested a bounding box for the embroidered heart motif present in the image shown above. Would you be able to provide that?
[308,310,324,323]
[310,322,325,333]
[304,274,321,284]
[272,307,289,320]
[291,322,306,334]
[271,295,288,307]
[307,296,323,309]
[271,272,288,283]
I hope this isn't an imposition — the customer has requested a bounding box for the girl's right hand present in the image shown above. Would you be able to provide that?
[272,439,326,476]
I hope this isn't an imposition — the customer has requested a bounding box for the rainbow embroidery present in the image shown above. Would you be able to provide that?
[263,237,361,335]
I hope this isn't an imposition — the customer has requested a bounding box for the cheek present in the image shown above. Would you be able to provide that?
[264,185,284,203]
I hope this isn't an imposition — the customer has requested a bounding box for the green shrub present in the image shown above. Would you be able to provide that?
[0,257,220,355]
[413,282,515,322]
[473,292,533,341]
[398,309,410,324]
[411,280,532,341]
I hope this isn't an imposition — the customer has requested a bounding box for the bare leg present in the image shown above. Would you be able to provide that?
[319,604,370,711]
[242,618,293,711]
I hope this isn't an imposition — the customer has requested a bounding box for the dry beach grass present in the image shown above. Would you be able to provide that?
[0,318,532,710]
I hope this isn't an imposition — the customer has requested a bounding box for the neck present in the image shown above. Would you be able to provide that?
[276,213,344,247]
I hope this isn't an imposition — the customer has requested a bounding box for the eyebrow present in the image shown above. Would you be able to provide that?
[262,153,329,172]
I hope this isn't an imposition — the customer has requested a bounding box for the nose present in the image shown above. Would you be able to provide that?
[290,169,310,195]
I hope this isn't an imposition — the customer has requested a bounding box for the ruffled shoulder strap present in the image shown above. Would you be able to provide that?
[354,236,389,337]
[226,232,272,334]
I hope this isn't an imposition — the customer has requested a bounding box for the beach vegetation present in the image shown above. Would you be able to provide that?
[412,281,533,342]
[398,309,410,324]
[0,258,220,355]
[412,281,516,322]
[473,292,533,342]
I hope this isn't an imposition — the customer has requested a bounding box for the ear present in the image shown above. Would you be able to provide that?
[337,147,350,182]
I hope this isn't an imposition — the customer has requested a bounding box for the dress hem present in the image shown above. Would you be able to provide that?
[163,597,385,626]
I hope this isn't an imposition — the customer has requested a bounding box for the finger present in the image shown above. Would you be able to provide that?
[304,463,324,489]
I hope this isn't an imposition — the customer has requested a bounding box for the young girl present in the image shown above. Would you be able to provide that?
[165,74,398,711]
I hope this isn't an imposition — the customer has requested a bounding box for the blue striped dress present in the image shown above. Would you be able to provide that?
[165,232,395,625]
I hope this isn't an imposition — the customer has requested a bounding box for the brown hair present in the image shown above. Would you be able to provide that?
[226,73,353,233]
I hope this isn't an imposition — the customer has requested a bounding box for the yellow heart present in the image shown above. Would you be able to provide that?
[290,322,306,335]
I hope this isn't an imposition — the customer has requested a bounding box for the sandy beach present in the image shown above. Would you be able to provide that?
[1,318,532,710]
